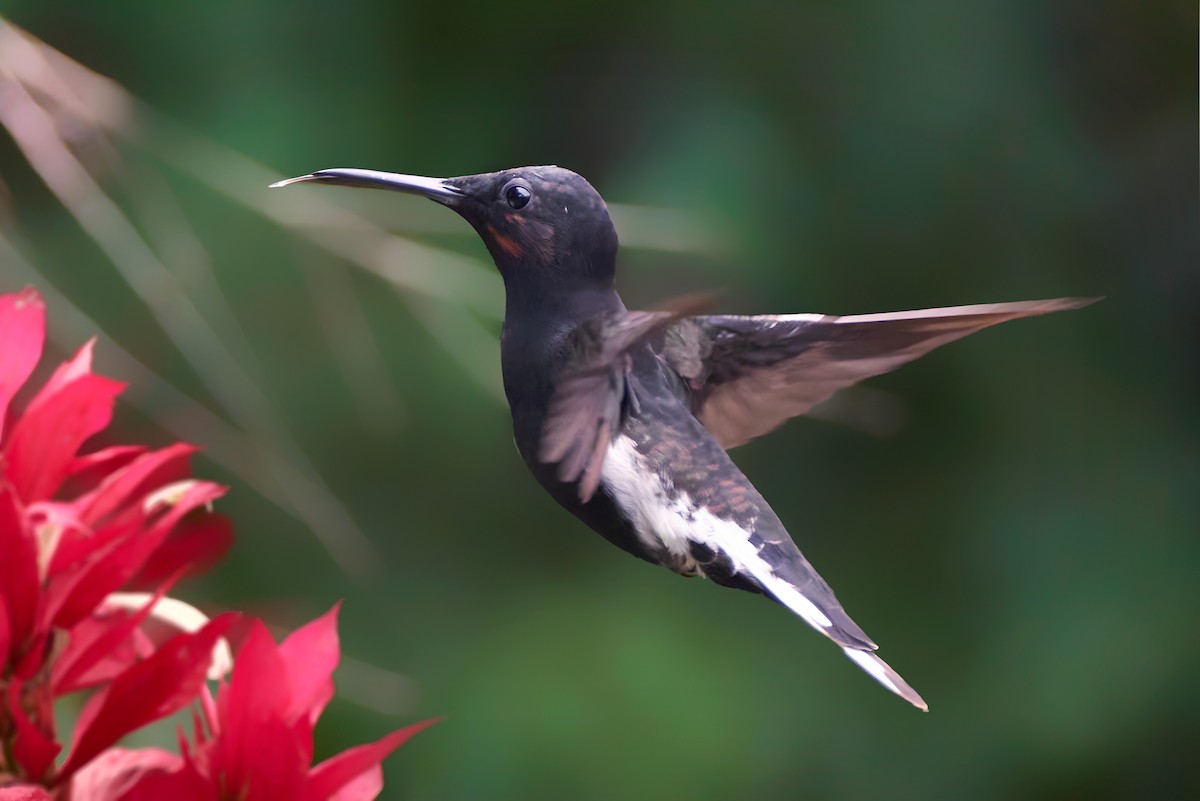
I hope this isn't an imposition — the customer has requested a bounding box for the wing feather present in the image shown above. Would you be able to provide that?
[662,297,1099,449]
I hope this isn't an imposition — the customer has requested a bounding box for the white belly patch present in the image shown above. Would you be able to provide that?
[599,435,832,632]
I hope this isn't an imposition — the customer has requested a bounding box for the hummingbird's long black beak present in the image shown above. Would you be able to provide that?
[270,168,463,202]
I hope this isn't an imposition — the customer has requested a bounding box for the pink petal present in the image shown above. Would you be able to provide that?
[326,766,383,801]
[25,339,95,415]
[6,678,62,784]
[304,718,441,801]
[68,747,208,801]
[56,612,238,782]
[0,786,54,801]
[0,287,45,442]
[23,501,91,581]
[68,747,175,796]
[3,374,124,503]
[279,602,342,729]
[0,487,39,669]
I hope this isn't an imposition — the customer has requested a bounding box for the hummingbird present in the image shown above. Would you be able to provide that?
[272,165,1096,710]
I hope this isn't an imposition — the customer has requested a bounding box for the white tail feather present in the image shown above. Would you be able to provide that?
[841,646,928,711]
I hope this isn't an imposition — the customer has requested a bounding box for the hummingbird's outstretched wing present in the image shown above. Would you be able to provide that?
[661,297,1099,450]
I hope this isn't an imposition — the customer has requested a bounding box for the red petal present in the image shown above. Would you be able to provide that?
[56,612,238,782]
[67,444,148,486]
[198,684,218,743]
[75,443,198,529]
[0,487,39,669]
[3,374,124,503]
[25,339,95,415]
[216,621,290,741]
[224,715,308,801]
[280,602,342,729]
[0,786,54,801]
[208,621,310,800]
[128,513,233,589]
[49,609,144,694]
[38,518,138,629]
[0,287,45,443]
[49,444,199,574]
[52,569,183,695]
[44,482,225,630]
[6,678,62,784]
[304,718,441,801]
[0,594,10,670]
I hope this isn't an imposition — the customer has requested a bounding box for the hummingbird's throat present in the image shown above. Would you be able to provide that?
[486,224,525,260]
[484,216,556,265]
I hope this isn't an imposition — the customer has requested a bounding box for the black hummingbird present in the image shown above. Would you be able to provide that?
[272,165,1096,710]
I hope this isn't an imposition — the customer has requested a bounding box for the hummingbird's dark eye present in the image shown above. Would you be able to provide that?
[505,184,532,209]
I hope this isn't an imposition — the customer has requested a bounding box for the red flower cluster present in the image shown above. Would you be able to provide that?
[71,605,436,801]
[0,289,434,800]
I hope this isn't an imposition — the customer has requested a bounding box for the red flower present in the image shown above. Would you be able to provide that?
[1,288,434,800]
[72,605,439,801]
[0,288,233,787]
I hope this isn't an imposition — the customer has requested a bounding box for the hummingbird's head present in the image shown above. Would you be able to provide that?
[272,165,619,294]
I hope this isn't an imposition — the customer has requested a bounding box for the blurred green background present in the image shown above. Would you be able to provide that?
[1,1,1196,798]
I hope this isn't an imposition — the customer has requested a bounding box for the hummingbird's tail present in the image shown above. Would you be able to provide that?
[839,645,928,711]
[763,576,929,711]
[752,550,929,711]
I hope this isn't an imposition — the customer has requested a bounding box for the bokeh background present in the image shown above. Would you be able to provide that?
[1,1,1196,799]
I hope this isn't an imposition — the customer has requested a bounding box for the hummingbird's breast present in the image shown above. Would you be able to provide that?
[499,319,573,462]
[499,287,626,460]
[602,354,771,559]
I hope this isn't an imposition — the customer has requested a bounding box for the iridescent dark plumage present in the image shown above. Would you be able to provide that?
[274,164,1098,710]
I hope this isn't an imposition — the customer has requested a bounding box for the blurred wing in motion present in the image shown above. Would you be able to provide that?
[540,295,714,501]
[538,310,680,502]
[662,297,1100,449]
